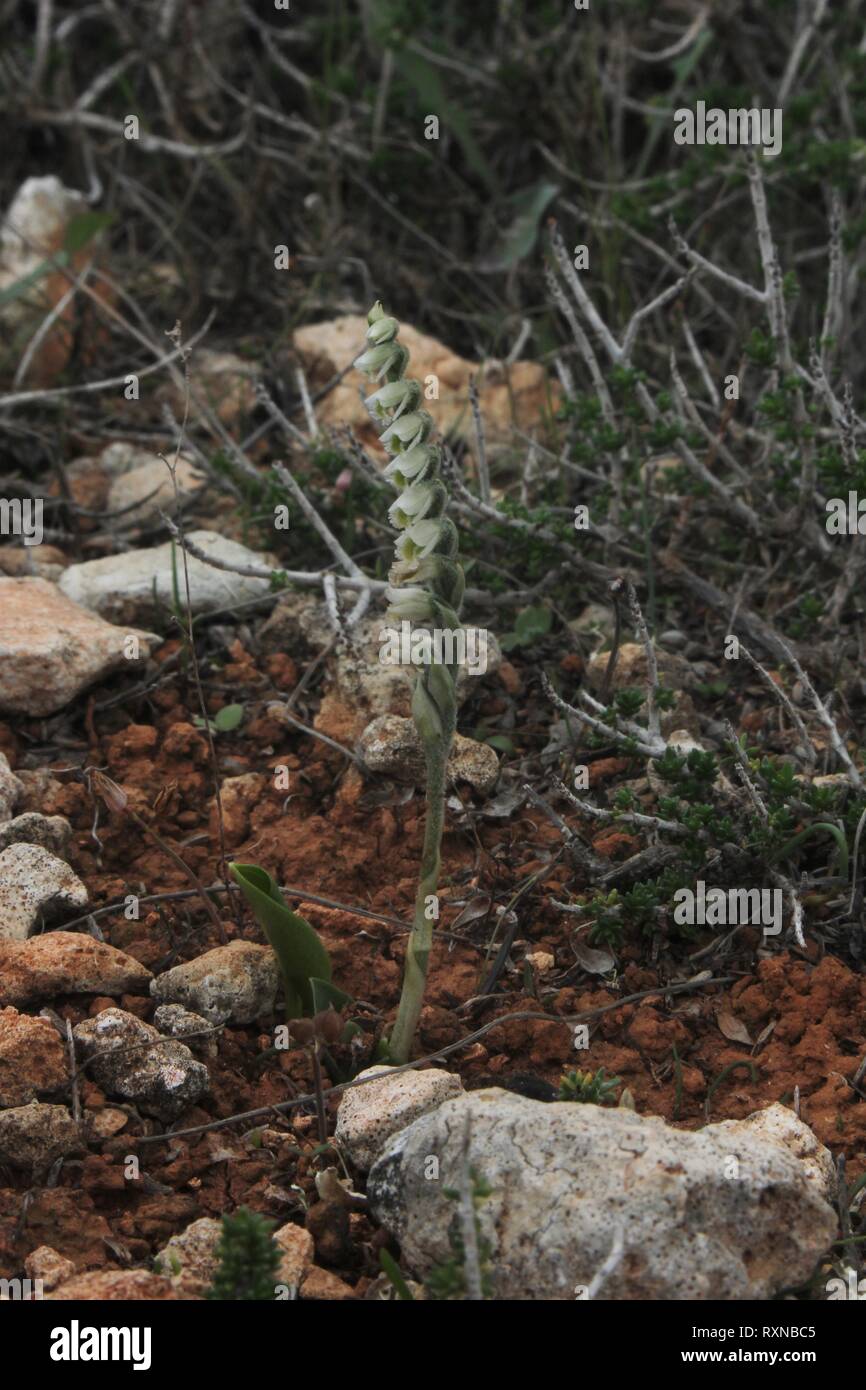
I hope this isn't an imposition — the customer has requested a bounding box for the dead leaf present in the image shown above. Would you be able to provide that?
[573,938,615,975]
[716,1009,752,1045]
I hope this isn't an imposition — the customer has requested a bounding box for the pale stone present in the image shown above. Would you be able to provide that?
[0,577,155,716]
[367,1090,838,1300]
[335,1064,463,1172]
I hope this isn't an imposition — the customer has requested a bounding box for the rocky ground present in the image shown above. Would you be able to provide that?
[1,150,864,1303]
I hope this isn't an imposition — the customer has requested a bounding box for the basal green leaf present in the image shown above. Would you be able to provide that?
[230,863,333,1018]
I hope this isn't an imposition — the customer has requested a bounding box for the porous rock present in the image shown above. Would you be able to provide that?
[367,1090,838,1300]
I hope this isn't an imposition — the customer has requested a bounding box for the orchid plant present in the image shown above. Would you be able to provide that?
[355,301,465,1062]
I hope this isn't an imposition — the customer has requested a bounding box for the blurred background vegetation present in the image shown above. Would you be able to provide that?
[3,0,865,377]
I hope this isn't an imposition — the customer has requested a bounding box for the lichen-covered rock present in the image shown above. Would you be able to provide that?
[73,1008,209,1121]
[367,1090,838,1301]
[263,601,500,741]
[0,813,72,858]
[153,1003,220,1057]
[0,577,156,716]
[150,940,279,1024]
[711,1102,836,1203]
[0,932,152,1006]
[0,843,88,941]
[359,716,499,796]
[335,1065,463,1172]
[0,1102,81,1170]
[0,1006,68,1106]
[24,1246,76,1292]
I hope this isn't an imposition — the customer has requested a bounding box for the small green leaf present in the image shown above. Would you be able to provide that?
[514,605,552,642]
[478,181,560,273]
[310,977,352,1014]
[485,734,514,754]
[229,863,335,1019]
[379,1249,415,1301]
[214,703,245,733]
[63,210,114,254]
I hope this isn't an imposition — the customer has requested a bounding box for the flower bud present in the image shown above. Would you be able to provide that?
[366,315,399,344]
[353,342,409,381]
[365,378,421,421]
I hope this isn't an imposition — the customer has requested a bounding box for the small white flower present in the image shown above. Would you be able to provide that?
[383,444,435,486]
[380,410,432,454]
[353,342,408,381]
[385,585,435,621]
[396,519,442,561]
[365,379,420,421]
[388,482,437,528]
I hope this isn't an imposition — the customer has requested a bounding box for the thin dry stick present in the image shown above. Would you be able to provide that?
[159,323,234,937]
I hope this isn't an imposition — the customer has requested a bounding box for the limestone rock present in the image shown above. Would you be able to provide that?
[150,940,279,1024]
[0,932,152,1007]
[359,715,499,796]
[0,813,72,858]
[0,1006,68,1106]
[105,453,204,527]
[293,316,551,451]
[335,1065,463,1172]
[367,1090,838,1300]
[0,843,88,941]
[59,530,274,629]
[0,752,23,821]
[0,1101,81,1170]
[155,1217,222,1298]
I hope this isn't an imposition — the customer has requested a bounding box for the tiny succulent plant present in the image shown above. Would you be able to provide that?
[558,1067,623,1105]
[355,302,466,1062]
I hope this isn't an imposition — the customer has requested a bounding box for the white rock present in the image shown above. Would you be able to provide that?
[335,1065,463,1172]
[150,940,280,1024]
[0,843,88,941]
[0,752,23,821]
[0,577,156,716]
[367,1091,838,1300]
[0,176,89,384]
[710,1102,836,1202]
[59,530,274,628]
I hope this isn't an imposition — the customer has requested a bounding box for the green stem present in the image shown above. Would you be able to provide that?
[389,740,448,1063]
